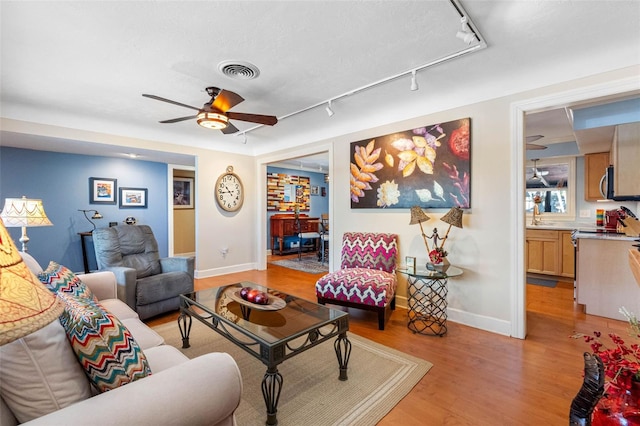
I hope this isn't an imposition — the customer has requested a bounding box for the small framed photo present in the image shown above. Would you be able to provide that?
[405,256,416,274]
[173,177,194,209]
[119,187,148,208]
[311,185,320,196]
[89,177,117,205]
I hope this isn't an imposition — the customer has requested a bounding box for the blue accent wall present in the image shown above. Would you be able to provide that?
[0,147,169,272]
[266,166,329,251]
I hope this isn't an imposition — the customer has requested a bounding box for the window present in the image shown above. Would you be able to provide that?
[525,157,575,220]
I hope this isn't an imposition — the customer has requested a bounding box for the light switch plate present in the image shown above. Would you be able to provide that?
[580,210,591,218]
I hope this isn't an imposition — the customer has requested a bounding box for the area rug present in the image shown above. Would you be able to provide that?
[527,277,558,288]
[153,321,432,426]
[269,257,329,274]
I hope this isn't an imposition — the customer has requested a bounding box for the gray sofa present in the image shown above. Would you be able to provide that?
[92,225,195,320]
[0,253,242,426]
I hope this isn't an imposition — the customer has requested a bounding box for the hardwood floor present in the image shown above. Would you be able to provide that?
[146,256,629,425]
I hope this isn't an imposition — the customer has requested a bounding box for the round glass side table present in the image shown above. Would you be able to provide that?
[399,266,463,336]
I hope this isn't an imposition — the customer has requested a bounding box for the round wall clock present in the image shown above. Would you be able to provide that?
[215,165,244,212]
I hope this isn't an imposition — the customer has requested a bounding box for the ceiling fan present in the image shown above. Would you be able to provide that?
[528,158,549,184]
[142,87,278,134]
[525,135,548,150]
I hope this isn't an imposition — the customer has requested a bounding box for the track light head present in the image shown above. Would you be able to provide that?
[410,70,418,91]
[325,101,334,117]
[456,30,475,44]
[456,16,476,45]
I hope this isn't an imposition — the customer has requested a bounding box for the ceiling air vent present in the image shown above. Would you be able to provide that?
[217,61,260,80]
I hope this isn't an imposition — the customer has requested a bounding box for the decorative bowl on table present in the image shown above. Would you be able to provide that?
[228,289,286,311]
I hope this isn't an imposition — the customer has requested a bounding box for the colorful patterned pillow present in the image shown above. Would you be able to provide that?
[38,261,97,302]
[58,294,151,393]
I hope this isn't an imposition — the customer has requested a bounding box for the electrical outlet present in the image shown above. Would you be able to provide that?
[579,210,591,218]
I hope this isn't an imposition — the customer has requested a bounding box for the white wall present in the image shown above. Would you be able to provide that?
[256,65,639,337]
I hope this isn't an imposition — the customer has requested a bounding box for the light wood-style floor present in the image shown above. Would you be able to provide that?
[146,255,629,425]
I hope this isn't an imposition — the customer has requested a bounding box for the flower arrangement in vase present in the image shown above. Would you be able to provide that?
[572,307,640,424]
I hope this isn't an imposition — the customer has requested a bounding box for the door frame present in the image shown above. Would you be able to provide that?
[168,164,196,257]
[510,76,639,339]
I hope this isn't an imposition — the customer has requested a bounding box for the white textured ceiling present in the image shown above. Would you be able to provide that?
[1,1,639,166]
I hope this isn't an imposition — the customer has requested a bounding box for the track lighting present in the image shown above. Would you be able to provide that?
[455,16,475,45]
[325,101,334,117]
[410,70,418,91]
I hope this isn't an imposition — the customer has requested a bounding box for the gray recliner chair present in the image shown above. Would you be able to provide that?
[92,225,194,320]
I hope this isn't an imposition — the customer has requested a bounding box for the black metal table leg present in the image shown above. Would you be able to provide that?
[177,312,192,349]
[334,333,352,381]
[262,366,283,425]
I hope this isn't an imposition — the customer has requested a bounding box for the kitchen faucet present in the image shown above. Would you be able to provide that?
[532,202,542,225]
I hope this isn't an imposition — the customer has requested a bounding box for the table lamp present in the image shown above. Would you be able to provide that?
[0,218,63,345]
[437,206,464,250]
[0,196,53,252]
[409,205,432,253]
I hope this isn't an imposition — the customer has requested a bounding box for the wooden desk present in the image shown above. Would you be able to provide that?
[270,214,319,255]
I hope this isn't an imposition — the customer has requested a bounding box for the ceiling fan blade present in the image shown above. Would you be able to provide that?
[526,143,548,150]
[211,89,244,113]
[159,115,198,124]
[142,94,201,112]
[221,122,240,135]
[227,112,278,126]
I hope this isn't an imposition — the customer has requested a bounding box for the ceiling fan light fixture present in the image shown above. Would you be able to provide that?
[531,158,540,180]
[197,112,228,130]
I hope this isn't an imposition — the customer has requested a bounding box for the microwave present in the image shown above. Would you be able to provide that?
[600,165,640,201]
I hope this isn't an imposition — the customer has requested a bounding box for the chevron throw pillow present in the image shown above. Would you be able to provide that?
[58,294,151,393]
[38,261,97,302]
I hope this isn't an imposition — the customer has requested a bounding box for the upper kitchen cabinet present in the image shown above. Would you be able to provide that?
[611,122,640,198]
[584,152,609,201]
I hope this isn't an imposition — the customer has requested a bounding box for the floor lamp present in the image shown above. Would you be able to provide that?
[0,196,53,252]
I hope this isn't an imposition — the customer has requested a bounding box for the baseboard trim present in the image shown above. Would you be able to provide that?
[395,295,511,336]
[195,262,256,279]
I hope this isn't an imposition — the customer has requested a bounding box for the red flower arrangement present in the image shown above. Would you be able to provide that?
[582,331,640,390]
[429,247,448,264]
[573,307,640,418]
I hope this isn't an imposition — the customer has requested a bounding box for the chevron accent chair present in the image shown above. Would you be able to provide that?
[315,232,398,330]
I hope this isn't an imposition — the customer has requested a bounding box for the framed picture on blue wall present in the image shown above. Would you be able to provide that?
[119,187,148,208]
[89,177,117,205]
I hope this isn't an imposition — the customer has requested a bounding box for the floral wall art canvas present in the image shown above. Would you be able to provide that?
[350,118,471,209]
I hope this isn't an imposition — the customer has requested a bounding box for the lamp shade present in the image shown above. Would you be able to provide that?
[409,205,431,225]
[441,206,463,229]
[0,196,53,228]
[0,218,63,345]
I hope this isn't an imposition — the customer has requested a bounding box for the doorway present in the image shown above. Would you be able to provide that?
[257,144,333,271]
[512,76,640,338]
[169,165,196,257]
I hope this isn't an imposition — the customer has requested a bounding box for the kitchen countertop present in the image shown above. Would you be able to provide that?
[526,221,639,240]
[573,231,638,241]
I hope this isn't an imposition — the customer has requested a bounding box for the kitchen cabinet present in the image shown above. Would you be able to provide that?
[525,229,575,278]
[526,229,560,275]
[560,231,575,278]
[584,152,609,201]
[611,122,640,198]
[576,237,640,320]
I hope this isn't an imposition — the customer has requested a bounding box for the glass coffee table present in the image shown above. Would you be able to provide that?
[178,282,351,426]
